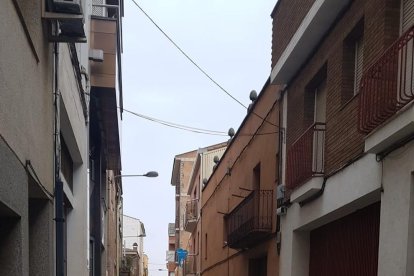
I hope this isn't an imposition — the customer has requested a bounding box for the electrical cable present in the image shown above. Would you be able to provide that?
[123,108,228,136]
[122,107,278,137]
[129,0,278,128]
[123,108,226,134]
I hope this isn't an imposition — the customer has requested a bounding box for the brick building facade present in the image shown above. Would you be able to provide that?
[272,0,414,275]
[200,81,280,276]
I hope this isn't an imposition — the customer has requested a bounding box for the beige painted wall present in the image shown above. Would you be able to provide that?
[201,83,280,276]
[0,0,53,192]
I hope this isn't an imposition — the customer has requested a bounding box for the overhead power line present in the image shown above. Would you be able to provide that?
[123,108,228,136]
[122,107,278,137]
[129,0,278,128]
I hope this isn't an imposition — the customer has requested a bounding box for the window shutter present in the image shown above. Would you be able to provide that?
[354,38,364,94]
[403,0,414,33]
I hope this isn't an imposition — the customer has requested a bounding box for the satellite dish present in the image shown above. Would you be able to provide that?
[213,155,220,164]
[249,90,258,101]
[228,128,235,138]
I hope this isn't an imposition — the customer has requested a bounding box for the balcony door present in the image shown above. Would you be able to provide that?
[314,80,327,124]
[313,80,326,174]
[248,256,267,276]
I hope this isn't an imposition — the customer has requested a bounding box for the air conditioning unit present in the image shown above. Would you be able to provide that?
[52,0,82,14]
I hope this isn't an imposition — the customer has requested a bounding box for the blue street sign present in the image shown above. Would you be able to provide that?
[176,248,188,267]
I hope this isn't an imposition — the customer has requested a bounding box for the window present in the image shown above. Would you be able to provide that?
[248,256,267,276]
[314,79,327,123]
[342,19,364,103]
[305,64,327,125]
[223,217,228,246]
[197,232,200,254]
[354,37,364,95]
[253,163,261,191]
[204,234,208,260]
[89,238,95,276]
[60,135,73,191]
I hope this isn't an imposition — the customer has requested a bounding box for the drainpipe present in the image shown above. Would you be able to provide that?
[53,39,65,276]
[278,87,286,191]
[80,65,90,124]
[276,86,287,255]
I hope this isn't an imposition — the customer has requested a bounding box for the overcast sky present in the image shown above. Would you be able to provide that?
[121,1,275,274]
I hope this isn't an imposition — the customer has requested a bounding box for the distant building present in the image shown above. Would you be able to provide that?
[182,143,227,276]
[122,215,146,276]
[143,254,149,276]
[166,223,177,275]
[170,149,198,276]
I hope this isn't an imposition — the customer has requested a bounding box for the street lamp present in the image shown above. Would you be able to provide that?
[123,234,146,238]
[115,171,159,178]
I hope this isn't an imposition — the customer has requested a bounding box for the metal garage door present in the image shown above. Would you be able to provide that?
[309,202,380,276]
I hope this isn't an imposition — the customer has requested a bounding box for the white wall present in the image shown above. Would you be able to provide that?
[123,215,145,276]
[378,140,414,276]
[279,154,382,276]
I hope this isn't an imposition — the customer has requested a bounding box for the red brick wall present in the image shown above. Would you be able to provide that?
[271,0,317,68]
[284,0,401,175]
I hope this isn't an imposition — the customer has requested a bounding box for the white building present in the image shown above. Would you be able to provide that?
[123,215,146,276]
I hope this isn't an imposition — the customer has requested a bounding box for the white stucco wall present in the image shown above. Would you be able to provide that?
[378,140,414,276]
[280,139,414,276]
[279,154,382,276]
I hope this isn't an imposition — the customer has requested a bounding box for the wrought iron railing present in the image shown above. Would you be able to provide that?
[359,25,414,133]
[227,190,273,248]
[286,122,326,190]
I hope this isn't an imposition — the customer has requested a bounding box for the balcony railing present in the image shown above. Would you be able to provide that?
[184,200,198,232]
[359,25,414,134]
[92,0,119,18]
[184,255,197,275]
[286,122,326,190]
[227,190,273,249]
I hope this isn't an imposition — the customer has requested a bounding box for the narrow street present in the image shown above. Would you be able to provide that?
[1,1,414,276]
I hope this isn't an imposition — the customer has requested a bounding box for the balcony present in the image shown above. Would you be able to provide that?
[89,2,123,171]
[184,255,197,275]
[184,200,198,233]
[286,123,326,202]
[226,190,273,249]
[359,26,414,153]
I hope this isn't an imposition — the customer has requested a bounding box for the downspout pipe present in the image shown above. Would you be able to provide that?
[276,86,286,255]
[53,39,65,276]
[278,86,286,191]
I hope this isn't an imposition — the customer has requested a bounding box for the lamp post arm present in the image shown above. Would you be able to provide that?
[114,171,158,179]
